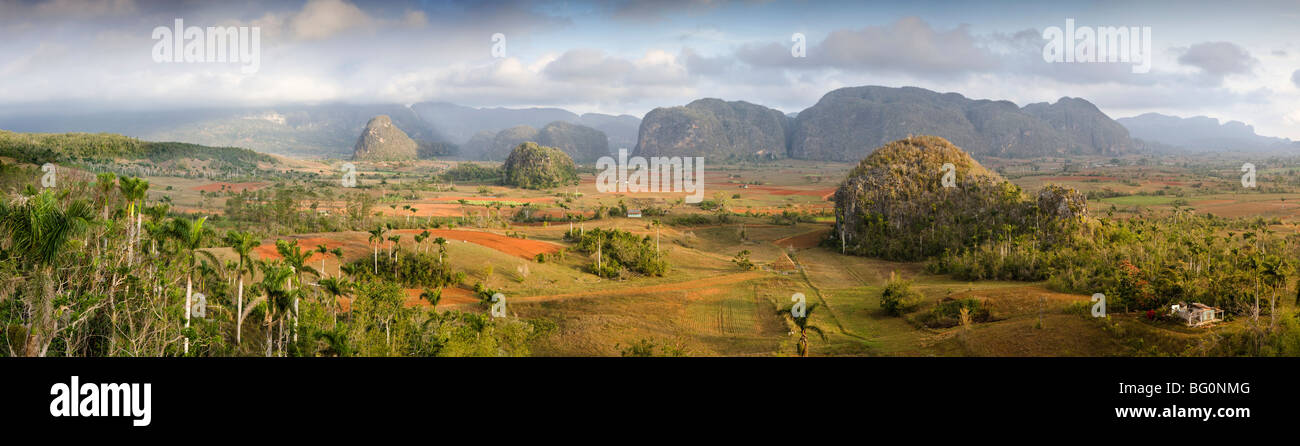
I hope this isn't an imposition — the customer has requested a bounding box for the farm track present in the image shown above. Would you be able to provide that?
[780,241,870,343]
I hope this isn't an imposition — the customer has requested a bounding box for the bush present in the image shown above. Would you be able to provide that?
[917,298,991,328]
[880,272,921,316]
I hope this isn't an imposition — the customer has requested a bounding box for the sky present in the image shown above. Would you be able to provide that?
[1,0,1298,139]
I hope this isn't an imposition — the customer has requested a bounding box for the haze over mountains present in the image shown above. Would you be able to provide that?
[1117,113,1299,152]
[2,85,1293,162]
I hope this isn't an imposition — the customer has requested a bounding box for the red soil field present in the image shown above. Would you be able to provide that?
[254,229,561,261]
[336,287,477,312]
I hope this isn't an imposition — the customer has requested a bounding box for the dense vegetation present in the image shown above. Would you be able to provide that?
[0,174,542,357]
[563,227,668,278]
[502,142,578,189]
[833,136,1082,261]
[0,130,273,170]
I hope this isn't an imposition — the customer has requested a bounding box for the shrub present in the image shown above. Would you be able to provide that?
[880,271,921,316]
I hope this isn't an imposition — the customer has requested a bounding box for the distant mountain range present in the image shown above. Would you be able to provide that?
[1116,113,1298,152]
[637,86,1133,161]
[411,102,640,151]
[3,85,1292,162]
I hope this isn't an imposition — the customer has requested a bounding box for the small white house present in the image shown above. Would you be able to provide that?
[1170,302,1224,327]
[627,209,642,218]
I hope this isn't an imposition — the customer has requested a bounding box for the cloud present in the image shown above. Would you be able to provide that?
[607,0,729,22]
[681,48,733,76]
[401,10,428,28]
[736,17,999,78]
[289,0,374,41]
[544,49,635,82]
[542,49,689,86]
[1177,41,1258,82]
[34,0,135,17]
[1293,69,1300,88]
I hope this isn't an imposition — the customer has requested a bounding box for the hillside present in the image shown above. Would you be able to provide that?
[0,130,275,170]
[792,86,1134,161]
[502,142,579,189]
[634,98,790,160]
[462,122,609,162]
[352,115,419,161]
[832,136,1083,261]
[410,102,639,150]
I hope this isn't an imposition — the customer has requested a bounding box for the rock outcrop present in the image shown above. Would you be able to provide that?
[352,115,418,161]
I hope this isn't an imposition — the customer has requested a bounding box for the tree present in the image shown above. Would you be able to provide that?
[117,176,148,264]
[275,239,320,344]
[94,172,117,219]
[367,225,387,274]
[0,191,94,356]
[315,243,330,278]
[330,247,345,277]
[224,230,260,345]
[317,277,350,326]
[774,301,827,357]
[732,250,754,270]
[420,288,442,307]
[250,261,295,356]
[1260,255,1288,329]
[168,216,217,355]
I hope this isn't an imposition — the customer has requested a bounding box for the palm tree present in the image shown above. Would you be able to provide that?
[420,288,442,307]
[117,177,148,264]
[387,235,401,261]
[224,230,260,345]
[1260,255,1288,329]
[415,231,430,254]
[94,172,117,219]
[0,191,94,356]
[250,260,295,356]
[317,277,350,326]
[774,301,828,357]
[367,225,386,274]
[330,247,344,277]
[315,243,330,278]
[434,237,448,263]
[168,216,217,355]
[275,239,320,344]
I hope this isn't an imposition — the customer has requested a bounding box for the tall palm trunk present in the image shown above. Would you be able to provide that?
[236,277,243,345]
[23,268,56,357]
[184,275,191,355]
